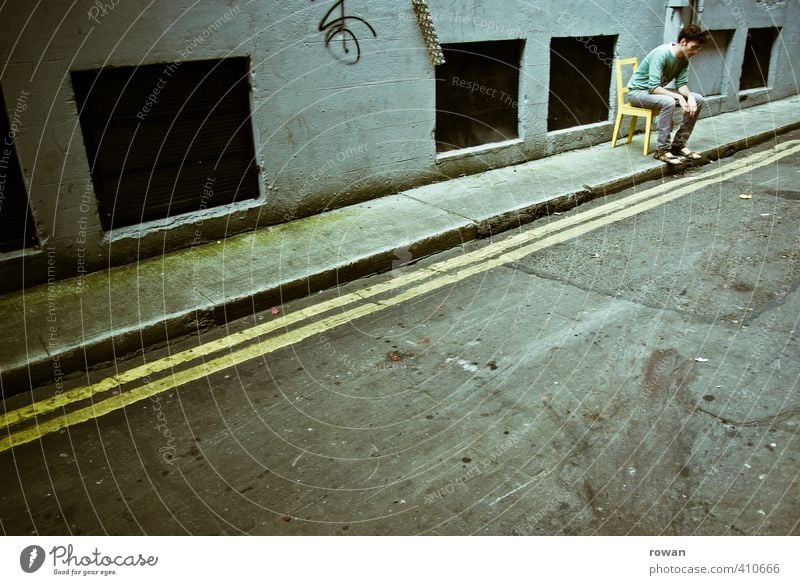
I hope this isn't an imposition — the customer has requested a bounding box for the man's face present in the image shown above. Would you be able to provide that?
[679,39,703,58]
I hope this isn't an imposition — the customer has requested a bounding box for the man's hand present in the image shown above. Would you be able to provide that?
[686,94,698,116]
[654,86,699,115]
[676,86,698,115]
[676,94,698,115]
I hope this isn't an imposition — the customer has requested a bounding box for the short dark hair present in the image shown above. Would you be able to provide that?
[678,24,709,44]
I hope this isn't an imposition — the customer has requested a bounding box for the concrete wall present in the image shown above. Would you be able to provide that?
[689,0,800,115]
[0,0,798,291]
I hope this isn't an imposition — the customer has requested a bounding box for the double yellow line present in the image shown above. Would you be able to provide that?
[2,141,798,453]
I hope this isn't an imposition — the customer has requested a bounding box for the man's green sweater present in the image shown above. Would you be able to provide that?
[628,43,689,92]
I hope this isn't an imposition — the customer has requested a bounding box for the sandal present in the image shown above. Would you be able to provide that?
[654,150,684,165]
[673,147,702,160]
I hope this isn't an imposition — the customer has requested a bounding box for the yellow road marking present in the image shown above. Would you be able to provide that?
[2,140,798,452]
[4,142,790,429]
[3,142,791,430]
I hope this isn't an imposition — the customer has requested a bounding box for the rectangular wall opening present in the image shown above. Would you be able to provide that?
[548,35,617,132]
[71,57,260,231]
[0,86,38,253]
[435,40,523,153]
[739,27,779,91]
[688,29,734,96]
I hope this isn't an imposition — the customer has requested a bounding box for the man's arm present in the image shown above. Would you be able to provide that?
[675,64,697,115]
[651,85,697,115]
[677,85,698,115]
[645,49,697,114]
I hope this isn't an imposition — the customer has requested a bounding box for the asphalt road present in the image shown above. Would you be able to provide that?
[2,130,799,536]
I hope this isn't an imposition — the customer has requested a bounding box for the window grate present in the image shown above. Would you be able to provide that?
[548,35,617,132]
[740,27,779,91]
[435,40,523,153]
[71,57,260,231]
[0,87,38,253]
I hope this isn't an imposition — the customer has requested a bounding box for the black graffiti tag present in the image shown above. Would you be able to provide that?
[314,0,376,64]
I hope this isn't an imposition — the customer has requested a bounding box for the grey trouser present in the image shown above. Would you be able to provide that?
[627,90,705,153]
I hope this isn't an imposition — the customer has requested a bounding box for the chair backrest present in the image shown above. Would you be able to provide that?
[615,57,639,108]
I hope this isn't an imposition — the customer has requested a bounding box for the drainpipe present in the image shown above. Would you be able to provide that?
[691,0,705,25]
[664,0,691,43]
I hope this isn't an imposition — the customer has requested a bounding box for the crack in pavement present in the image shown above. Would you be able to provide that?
[693,405,800,428]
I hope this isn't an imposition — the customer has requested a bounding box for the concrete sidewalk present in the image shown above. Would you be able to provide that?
[2,95,799,396]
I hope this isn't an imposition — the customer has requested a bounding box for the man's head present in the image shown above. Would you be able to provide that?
[677,24,708,58]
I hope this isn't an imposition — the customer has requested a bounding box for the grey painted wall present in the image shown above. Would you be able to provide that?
[0,0,798,291]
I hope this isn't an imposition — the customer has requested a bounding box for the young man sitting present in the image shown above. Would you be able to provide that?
[627,24,709,165]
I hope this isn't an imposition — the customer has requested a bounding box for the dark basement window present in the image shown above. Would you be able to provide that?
[739,27,779,91]
[435,40,523,153]
[0,86,38,253]
[71,57,260,231]
[548,35,617,131]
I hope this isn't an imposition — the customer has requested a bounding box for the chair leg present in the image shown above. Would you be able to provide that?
[611,113,623,148]
[626,116,636,144]
[643,113,652,156]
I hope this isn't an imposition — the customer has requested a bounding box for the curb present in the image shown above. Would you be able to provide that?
[3,118,800,397]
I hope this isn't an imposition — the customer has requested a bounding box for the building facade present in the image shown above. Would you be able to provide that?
[0,0,798,291]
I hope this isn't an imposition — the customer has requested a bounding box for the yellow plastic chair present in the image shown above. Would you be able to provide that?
[611,57,658,155]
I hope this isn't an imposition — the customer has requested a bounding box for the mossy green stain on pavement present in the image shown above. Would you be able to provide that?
[3,140,800,453]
